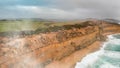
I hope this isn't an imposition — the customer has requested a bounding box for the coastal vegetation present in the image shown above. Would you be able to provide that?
[0,20,95,37]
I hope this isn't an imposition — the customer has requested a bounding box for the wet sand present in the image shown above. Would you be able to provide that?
[45,41,102,68]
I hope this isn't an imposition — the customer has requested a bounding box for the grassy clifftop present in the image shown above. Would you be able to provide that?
[0,20,96,37]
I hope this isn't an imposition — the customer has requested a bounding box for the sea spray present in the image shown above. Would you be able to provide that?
[2,20,43,68]
[75,34,120,68]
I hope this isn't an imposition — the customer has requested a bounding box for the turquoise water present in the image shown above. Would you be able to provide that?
[75,34,120,68]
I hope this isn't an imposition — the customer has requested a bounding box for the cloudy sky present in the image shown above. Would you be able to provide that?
[0,0,120,20]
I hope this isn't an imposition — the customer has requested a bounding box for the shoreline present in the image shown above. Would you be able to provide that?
[0,20,120,68]
[45,41,102,68]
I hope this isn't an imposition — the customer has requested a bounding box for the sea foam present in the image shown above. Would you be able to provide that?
[75,34,120,68]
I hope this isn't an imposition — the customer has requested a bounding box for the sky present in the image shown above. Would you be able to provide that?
[0,0,120,20]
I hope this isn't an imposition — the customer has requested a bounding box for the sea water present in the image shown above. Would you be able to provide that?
[75,34,120,68]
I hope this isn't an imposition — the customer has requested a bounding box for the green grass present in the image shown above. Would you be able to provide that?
[0,20,95,37]
[0,20,52,32]
[0,19,95,33]
[0,20,83,32]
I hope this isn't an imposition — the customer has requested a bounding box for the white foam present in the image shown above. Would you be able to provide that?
[75,34,120,68]
[103,50,120,59]
[75,51,104,68]
[100,64,119,68]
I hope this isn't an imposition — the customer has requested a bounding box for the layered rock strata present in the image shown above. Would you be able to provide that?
[0,20,120,68]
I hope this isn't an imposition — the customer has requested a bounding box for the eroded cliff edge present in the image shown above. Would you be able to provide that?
[0,20,120,68]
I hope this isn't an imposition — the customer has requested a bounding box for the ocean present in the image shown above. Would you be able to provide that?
[75,34,120,68]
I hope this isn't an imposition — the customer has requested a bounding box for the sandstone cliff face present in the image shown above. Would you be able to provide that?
[102,21,120,35]
[0,20,120,68]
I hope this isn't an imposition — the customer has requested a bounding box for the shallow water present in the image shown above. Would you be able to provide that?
[75,34,120,68]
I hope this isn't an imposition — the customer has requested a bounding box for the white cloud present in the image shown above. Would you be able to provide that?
[1,0,120,20]
[1,5,92,20]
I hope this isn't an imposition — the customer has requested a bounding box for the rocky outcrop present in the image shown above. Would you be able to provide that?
[0,20,120,68]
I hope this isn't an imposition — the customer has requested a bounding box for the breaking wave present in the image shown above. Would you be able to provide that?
[75,34,120,68]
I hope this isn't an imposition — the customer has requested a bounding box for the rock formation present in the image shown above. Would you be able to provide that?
[0,20,120,68]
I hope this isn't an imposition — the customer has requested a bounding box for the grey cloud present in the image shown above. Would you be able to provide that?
[49,0,120,10]
[0,0,120,20]
[46,0,120,19]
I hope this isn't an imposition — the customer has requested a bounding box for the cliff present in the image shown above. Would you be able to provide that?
[0,20,120,68]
